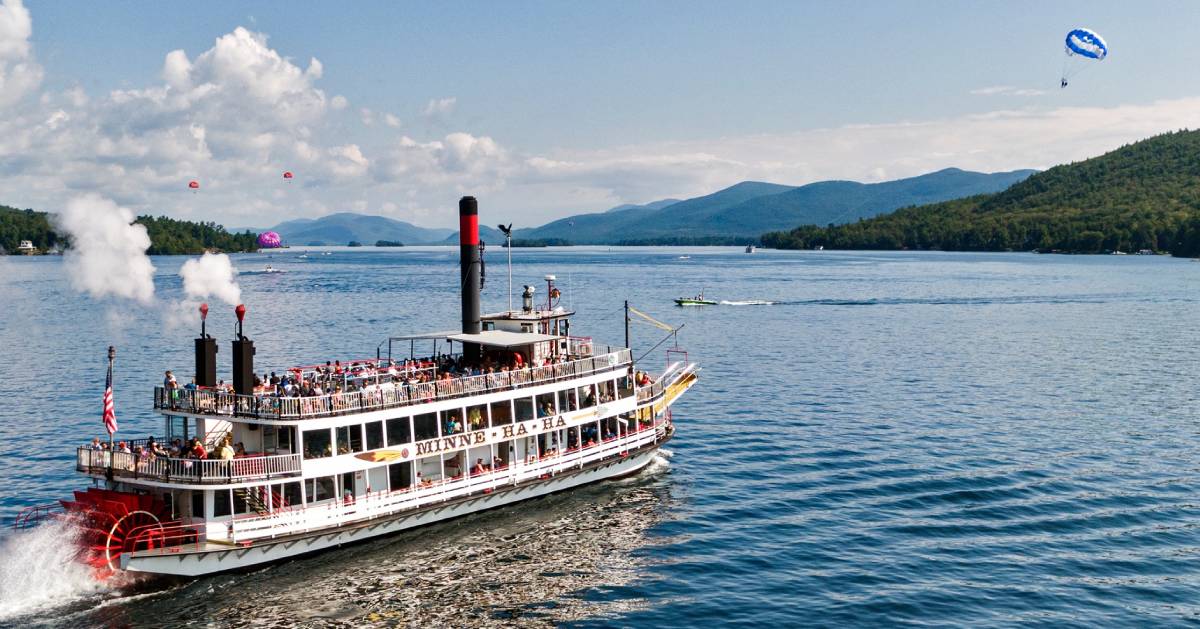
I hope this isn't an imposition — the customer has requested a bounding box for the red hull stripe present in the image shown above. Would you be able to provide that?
[459,214,479,245]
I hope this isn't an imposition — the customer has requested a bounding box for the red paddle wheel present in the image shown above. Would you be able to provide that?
[59,488,172,578]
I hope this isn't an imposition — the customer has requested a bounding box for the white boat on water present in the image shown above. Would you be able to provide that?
[745,244,755,253]
[15,197,698,580]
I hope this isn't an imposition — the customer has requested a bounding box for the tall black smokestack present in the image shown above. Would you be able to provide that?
[459,196,482,361]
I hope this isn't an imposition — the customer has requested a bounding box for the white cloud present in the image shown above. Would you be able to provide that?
[970,85,1046,97]
[330,94,348,110]
[421,96,456,117]
[360,107,374,125]
[384,113,401,128]
[0,0,42,108]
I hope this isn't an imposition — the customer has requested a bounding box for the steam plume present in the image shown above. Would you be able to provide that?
[180,252,241,305]
[56,194,156,304]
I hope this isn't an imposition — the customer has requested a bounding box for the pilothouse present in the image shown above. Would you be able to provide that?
[14,196,699,579]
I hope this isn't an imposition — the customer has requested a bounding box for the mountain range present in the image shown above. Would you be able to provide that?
[250,167,1035,246]
[762,129,1200,257]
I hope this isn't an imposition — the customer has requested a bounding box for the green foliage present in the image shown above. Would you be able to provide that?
[375,240,404,247]
[509,238,571,247]
[763,129,1200,257]
[0,206,60,253]
[0,205,256,255]
[134,215,258,255]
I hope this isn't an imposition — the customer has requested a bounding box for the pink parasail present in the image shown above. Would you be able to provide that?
[188,180,200,189]
[257,231,282,248]
[283,171,293,180]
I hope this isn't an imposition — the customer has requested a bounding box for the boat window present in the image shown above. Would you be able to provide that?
[303,428,332,459]
[618,375,634,398]
[306,476,336,503]
[567,426,580,450]
[365,421,384,450]
[191,491,204,518]
[278,426,293,453]
[440,409,464,435]
[514,397,535,421]
[413,412,439,441]
[597,380,615,403]
[466,404,487,432]
[232,489,252,515]
[388,461,413,491]
[577,385,596,408]
[489,400,512,426]
[279,481,302,508]
[558,388,576,412]
[603,417,619,441]
[214,490,231,517]
[536,393,556,417]
[386,417,412,445]
[335,425,363,455]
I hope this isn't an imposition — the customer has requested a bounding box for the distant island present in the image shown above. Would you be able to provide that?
[1,206,257,255]
[763,129,1200,258]
[375,240,403,247]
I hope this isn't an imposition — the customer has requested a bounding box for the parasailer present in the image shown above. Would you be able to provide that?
[188,180,200,193]
[1061,28,1107,88]
[283,171,293,182]
[257,231,282,249]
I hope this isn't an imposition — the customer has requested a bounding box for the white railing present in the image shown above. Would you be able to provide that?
[76,448,302,484]
[225,421,668,543]
[155,348,632,420]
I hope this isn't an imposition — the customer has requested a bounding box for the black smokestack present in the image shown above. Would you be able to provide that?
[459,196,482,361]
[195,303,217,387]
[232,304,255,395]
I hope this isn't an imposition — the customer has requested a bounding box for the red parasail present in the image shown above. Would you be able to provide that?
[283,171,293,180]
[188,180,200,189]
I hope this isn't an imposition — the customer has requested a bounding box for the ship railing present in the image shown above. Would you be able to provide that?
[10,502,64,529]
[154,348,633,421]
[226,427,662,543]
[126,521,203,557]
[76,448,302,484]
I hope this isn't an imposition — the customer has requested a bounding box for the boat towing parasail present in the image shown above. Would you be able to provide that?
[12,196,699,579]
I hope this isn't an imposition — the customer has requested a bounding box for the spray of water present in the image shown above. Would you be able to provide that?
[55,194,156,305]
[0,520,110,621]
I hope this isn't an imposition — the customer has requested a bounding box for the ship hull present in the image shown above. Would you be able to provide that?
[123,445,665,577]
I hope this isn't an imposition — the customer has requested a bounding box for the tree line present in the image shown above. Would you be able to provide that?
[0,205,258,255]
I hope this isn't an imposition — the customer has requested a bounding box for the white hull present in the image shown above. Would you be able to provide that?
[123,446,663,577]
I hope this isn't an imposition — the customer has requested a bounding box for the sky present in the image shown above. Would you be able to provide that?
[2,1,1200,229]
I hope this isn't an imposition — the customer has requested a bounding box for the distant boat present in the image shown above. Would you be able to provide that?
[675,291,717,306]
[814,245,824,251]
[16,240,36,255]
[678,255,691,260]
[263,265,285,274]
[745,244,756,253]
[1111,250,1128,255]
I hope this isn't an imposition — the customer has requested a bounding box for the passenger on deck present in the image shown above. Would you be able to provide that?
[472,459,486,475]
[190,438,208,459]
[88,437,102,450]
[235,442,247,456]
[116,441,131,453]
[492,456,505,469]
[217,441,234,460]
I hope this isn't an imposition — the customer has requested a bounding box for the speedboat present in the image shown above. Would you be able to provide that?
[675,292,717,306]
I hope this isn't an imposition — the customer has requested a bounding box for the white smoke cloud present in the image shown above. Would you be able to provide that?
[56,194,156,304]
[179,252,241,305]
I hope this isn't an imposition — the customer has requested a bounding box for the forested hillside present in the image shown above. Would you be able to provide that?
[763,130,1200,257]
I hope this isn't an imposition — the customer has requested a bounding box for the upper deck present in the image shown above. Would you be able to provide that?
[155,344,633,422]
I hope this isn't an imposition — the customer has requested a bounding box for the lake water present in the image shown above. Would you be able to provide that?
[1,247,1199,627]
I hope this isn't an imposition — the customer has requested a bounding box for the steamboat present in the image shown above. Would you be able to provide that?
[14,197,698,578]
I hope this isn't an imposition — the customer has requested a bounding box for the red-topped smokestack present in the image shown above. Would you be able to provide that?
[459,196,482,361]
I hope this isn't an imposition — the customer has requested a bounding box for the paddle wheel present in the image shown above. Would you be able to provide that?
[59,488,173,578]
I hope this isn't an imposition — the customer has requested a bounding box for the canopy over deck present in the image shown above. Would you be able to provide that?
[446,330,559,348]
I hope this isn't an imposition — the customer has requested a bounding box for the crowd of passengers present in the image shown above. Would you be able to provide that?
[84,433,252,462]
[162,353,655,403]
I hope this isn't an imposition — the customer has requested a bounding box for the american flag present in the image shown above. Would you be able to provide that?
[103,364,117,435]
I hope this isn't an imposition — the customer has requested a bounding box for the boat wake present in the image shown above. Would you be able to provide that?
[718,300,777,306]
[0,520,111,621]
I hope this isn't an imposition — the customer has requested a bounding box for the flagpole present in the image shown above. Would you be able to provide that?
[106,345,115,481]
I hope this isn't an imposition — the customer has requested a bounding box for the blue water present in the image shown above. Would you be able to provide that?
[2,248,1200,627]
